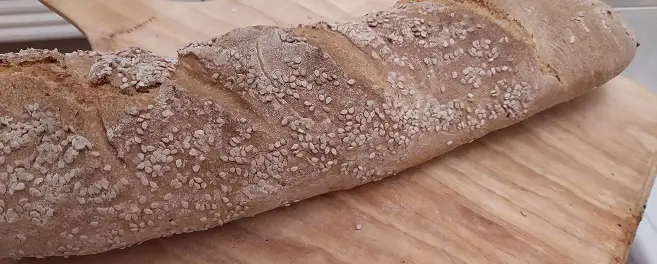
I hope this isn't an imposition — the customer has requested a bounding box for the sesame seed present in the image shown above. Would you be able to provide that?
[162,109,174,118]
[194,130,205,138]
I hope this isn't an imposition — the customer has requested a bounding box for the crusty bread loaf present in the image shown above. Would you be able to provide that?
[0,0,637,259]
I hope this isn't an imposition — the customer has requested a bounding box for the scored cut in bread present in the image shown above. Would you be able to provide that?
[0,0,637,259]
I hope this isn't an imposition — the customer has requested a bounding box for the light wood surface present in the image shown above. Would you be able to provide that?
[40,0,397,57]
[6,0,654,263]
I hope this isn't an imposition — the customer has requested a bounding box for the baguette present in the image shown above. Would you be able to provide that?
[0,0,637,259]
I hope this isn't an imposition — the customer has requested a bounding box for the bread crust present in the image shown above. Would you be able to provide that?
[0,0,636,259]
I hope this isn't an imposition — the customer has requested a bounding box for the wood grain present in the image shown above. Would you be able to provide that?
[6,0,653,263]
[40,0,396,57]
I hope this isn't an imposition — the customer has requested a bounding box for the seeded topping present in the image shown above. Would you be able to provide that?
[89,47,177,93]
[0,1,540,259]
[0,48,65,67]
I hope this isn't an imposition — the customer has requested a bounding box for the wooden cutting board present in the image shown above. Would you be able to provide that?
[4,1,655,263]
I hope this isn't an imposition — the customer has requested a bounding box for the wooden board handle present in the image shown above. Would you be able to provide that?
[39,0,396,55]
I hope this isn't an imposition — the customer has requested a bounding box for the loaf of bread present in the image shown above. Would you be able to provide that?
[0,0,637,259]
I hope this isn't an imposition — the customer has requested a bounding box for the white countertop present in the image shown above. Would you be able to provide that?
[0,0,83,43]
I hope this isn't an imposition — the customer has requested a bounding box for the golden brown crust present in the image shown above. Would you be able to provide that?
[0,0,636,259]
